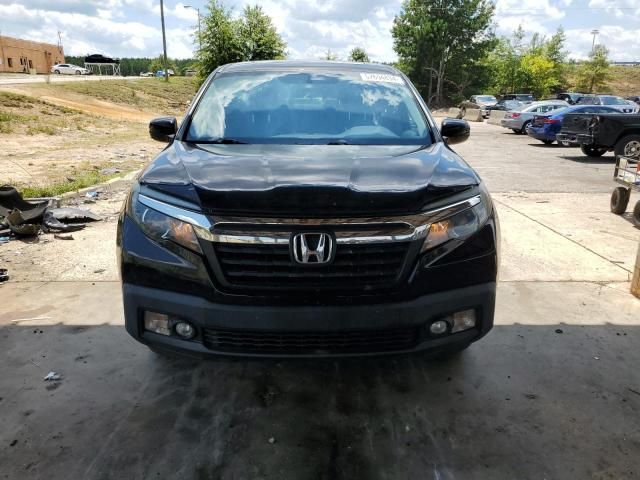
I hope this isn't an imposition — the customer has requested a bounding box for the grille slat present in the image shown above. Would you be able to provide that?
[212,241,410,290]
[203,327,420,354]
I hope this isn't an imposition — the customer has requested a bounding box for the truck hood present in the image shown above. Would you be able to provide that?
[139,141,480,216]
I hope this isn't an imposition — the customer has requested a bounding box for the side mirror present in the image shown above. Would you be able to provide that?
[149,117,177,143]
[441,118,470,145]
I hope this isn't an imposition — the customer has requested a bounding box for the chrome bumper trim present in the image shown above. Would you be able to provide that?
[138,193,481,245]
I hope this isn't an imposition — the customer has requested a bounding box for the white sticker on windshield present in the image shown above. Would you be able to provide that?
[360,73,404,85]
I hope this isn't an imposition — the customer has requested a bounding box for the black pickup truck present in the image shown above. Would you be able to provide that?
[557,113,640,158]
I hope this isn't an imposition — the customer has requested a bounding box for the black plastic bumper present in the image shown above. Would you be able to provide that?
[122,282,496,358]
[556,132,594,145]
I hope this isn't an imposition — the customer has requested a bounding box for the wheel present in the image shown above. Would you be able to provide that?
[54,70,60,74]
[633,200,640,228]
[542,139,554,145]
[75,70,81,75]
[614,134,640,159]
[559,140,571,147]
[511,129,520,134]
[581,145,607,157]
[519,121,531,134]
[610,187,631,214]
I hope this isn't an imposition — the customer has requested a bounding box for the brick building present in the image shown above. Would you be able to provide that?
[0,36,65,74]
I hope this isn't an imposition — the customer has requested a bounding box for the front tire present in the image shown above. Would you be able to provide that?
[54,70,60,74]
[614,134,640,159]
[610,187,631,214]
[542,140,554,145]
[581,145,607,157]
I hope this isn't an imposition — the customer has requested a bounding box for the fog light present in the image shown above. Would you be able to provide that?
[451,309,476,333]
[429,320,449,335]
[144,311,171,336]
[174,321,196,339]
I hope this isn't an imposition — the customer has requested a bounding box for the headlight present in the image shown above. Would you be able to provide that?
[421,185,491,253]
[130,195,202,253]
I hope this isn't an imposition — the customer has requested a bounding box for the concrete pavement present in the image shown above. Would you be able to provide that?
[1,121,640,479]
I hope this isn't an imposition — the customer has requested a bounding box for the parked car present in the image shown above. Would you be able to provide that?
[485,99,523,113]
[139,71,154,77]
[501,93,535,104]
[627,96,640,106]
[184,69,197,77]
[557,112,640,157]
[500,100,569,134]
[556,92,585,105]
[575,95,638,113]
[117,61,499,358]
[155,69,175,77]
[459,95,498,118]
[50,64,91,75]
[526,105,621,144]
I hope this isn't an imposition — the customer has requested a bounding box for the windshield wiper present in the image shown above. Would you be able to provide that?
[200,138,249,144]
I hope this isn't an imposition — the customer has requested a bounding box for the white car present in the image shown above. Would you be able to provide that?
[51,64,91,75]
[139,72,155,77]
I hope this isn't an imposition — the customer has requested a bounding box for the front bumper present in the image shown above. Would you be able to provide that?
[123,282,496,358]
[556,132,594,145]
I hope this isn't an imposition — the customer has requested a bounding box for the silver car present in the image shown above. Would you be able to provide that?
[576,95,639,113]
[500,100,569,134]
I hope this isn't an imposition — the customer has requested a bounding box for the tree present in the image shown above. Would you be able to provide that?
[323,49,339,61]
[197,1,243,79]
[520,53,556,98]
[149,55,177,74]
[349,47,370,62]
[483,26,567,97]
[575,44,610,93]
[196,1,286,81]
[240,5,286,61]
[392,0,495,106]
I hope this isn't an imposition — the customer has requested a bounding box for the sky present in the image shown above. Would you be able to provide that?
[0,0,639,62]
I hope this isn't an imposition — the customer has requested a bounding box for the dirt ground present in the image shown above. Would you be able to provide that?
[0,83,176,189]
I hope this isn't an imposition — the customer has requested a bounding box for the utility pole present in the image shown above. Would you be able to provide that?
[184,5,202,49]
[591,29,599,54]
[160,0,169,82]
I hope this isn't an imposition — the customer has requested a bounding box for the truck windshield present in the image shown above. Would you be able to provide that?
[186,70,431,145]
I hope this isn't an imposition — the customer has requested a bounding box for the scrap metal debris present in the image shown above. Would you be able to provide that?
[53,234,74,241]
[43,372,61,381]
[0,185,101,241]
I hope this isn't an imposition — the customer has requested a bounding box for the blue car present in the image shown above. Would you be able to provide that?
[526,105,620,144]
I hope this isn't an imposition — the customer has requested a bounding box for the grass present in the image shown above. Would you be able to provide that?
[565,65,640,96]
[56,77,198,115]
[0,91,101,135]
[17,169,125,198]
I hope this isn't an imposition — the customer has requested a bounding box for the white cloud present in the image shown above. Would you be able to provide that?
[2,0,640,63]
[588,0,640,18]
[566,25,640,61]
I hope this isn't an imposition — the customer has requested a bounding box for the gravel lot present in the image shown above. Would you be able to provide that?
[1,120,640,480]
